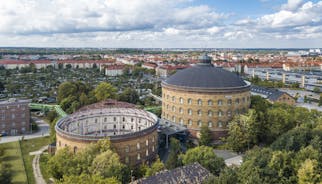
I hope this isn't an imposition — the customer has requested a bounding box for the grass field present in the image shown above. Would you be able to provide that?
[20,136,51,184]
[0,136,52,184]
[0,141,28,184]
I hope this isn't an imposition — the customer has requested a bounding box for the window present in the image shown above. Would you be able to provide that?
[227,99,232,105]
[227,110,232,117]
[179,97,184,104]
[21,113,25,118]
[152,146,155,152]
[208,121,213,128]
[172,106,175,112]
[187,98,192,105]
[217,121,223,128]
[188,119,192,126]
[113,124,116,129]
[95,119,98,123]
[235,98,240,104]
[197,99,202,106]
[11,114,15,119]
[146,139,149,146]
[179,108,183,114]
[137,143,140,150]
[166,104,169,110]
[197,110,202,116]
[104,117,107,122]
[172,116,176,122]
[188,109,192,115]
[242,97,246,103]
[137,153,141,160]
[152,136,155,142]
[218,110,223,117]
[125,146,130,153]
[123,117,125,122]
[113,117,116,121]
[217,100,223,106]
[74,146,78,153]
[125,156,129,163]
[208,100,213,106]
[172,96,175,102]
[179,118,183,125]
[198,120,202,127]
[235,109,239,115]
[146,149,149,156]
[208,110,213,117]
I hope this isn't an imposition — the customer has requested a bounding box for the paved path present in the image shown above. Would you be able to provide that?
[0,117,49,144]
[31,146,48,184]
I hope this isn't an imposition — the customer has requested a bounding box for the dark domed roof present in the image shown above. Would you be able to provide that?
[163,54,248,89]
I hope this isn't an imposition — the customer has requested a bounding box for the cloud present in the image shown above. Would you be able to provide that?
[0,0,225,35]
[281,0,304,11]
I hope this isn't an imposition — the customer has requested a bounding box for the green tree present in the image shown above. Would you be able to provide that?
[319,94,322,106]
[165,138,182,169]
[58,174,120,184]
[180,146,225,175]
[91,150,124,180]
[204,167,238,184]
[145,158,165,177]
[118,87,139,104]
[199,125,212,146]
[297,159,321,184]
[94,82,116,101]
[57,82,78,103]
[225,110,258,153]
[0,81,4,92]
[79,92,89,106]
[48,147,77,179]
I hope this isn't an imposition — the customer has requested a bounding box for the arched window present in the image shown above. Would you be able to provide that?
[217,121,223,128]
[227,99,232,105]
[172,106,175,112]
[137,143,140,150]
[137,153,141,160]
[208,121,213,128]
[218,110,223,117]
[179,107,183,114]
[235,109,239,115]
[198,120,202,127]
[227,110,232,117]
[172,116,176,122]
[197,99,202,106]
[208,100,213,106]
[197,110,202,116]
[179,118,183,125]
[188,109,192,115]
[73,146,78,153]
[172,96,175,102]
[188,119,192,126]
[146,139,149,146]
[235,98,240,104]
[208,110,213,117]
[218,99,223,106]
[242,97,246,103]
[179,97,184,104]
[146,149,149,156]
[167,95,169,99]
[166,104,169,110]
[187,98,192,105]
[125,146,130,153]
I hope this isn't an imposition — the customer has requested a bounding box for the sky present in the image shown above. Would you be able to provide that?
[0,0,321,48]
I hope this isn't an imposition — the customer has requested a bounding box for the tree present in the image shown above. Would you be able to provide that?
[91,150,124,180]
[319,94,322,106]
[145,158,165,177]
[313,87,320,93]
[199,125,212,146]
[118,88,139,104]
[180,146,225,175]
[225,110,258,153]
[0,81,4,92]
[48,147,77,179]
[94,82,116,101]
[57,82,78,103]
[297,159,321,184]
[204,167,238,184]
[165,138,182,169]
[58,174,120,184]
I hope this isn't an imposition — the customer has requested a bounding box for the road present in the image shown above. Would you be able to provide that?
[30,146,48,184]
[0,117,50,144]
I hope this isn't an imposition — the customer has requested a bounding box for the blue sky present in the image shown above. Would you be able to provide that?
[0,0,321,48]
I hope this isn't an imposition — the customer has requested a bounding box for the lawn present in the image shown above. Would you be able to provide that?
[20,136,52,184]
[0,141,28,184]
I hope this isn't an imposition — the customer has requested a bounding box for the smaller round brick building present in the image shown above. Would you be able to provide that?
[55,100,159,166]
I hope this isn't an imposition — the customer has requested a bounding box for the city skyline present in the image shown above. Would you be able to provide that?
[0,0,321,48]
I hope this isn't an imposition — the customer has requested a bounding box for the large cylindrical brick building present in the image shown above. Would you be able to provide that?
[55,100,159,166]
[161,54,251,140]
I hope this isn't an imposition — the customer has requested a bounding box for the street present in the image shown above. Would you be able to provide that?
[0,117,50,144]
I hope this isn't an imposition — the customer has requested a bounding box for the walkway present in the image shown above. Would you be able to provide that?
[30,146,48,184]
[29,103,67,117]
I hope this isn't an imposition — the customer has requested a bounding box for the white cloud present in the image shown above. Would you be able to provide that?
[281,0,304,11]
